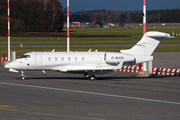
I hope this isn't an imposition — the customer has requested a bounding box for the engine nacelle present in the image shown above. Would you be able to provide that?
[104,53,134,65]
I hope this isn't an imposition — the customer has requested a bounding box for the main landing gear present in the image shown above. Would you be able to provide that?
[84,73,96,81]
[90,75,95,81]
[20,70,26,80]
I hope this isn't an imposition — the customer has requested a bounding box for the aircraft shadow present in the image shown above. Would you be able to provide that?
[14,75,174,81]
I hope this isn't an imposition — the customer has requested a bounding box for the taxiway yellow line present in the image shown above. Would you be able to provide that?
[0,105,31,113]
[0,105,106,120]
[0,105,15,108]
[0,108,19,112]
[37,112,107,120]
[0,105,18,112]
[21,111,31,113]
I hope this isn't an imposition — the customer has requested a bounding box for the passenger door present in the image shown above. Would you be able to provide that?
[35,54,42,69]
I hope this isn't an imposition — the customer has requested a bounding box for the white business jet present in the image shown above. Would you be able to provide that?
[4,31,172,80]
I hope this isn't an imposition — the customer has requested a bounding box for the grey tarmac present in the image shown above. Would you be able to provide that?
[0,52,180,120]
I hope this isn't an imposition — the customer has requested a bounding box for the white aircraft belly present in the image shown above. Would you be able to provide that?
[50,62,114,72]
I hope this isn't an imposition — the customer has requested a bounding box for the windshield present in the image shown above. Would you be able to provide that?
[18,55,30,59]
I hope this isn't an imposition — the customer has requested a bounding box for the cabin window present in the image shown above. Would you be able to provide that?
[55,57,58,61]
[48,57,51,61]
[68,57,71,61]
[82,57,84,61]
[61,57,64,61]
[75,57,78,61]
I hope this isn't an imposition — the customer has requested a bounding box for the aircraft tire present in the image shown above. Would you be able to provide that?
[90,75,95,81]
[21,76,26,80]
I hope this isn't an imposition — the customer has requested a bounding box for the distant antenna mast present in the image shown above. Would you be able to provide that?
[7,0,10,61]
[67,0,70,52]
[143,0,146,35]
[142,0,148,73]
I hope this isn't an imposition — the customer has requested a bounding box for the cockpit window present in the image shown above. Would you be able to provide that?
[18,55,30,59]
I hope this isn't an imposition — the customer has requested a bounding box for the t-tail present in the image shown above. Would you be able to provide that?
[120,31,173,56]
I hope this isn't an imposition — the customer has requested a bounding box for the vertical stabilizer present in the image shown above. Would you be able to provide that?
[120,31,173,56]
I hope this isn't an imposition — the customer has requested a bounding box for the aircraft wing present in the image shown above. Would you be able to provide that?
[50,66,114,75]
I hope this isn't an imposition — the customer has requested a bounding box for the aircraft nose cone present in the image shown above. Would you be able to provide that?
[4,63,10,68]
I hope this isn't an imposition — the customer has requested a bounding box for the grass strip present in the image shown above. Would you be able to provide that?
[1,45,180,57]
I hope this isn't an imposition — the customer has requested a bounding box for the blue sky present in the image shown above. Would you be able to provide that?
[58,0,180,12]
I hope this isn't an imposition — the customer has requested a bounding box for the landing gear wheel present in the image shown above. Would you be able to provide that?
[84,73,89,79]
[21,76,26,80]
[20,70,26,80]
[84,73,96,80]
[90,75,96,81]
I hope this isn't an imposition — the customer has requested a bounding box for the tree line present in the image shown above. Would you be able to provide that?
[0,0,180,34]
[0,0,64,34]
[70,9,180,24]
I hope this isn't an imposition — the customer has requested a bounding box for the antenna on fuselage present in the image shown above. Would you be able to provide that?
[51,49,55,52]
[88,49,91,52]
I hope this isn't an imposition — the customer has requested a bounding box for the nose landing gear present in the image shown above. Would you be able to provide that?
[20,70,26,80]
